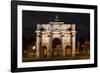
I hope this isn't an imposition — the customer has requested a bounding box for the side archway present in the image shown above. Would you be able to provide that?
[65,45,72,56]
[41,46,47,57]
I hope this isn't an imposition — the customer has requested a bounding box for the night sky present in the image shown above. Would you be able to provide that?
[22,10,90,41]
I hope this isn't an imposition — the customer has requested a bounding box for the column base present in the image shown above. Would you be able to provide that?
[36,52,39,58]
[72,51,75,57]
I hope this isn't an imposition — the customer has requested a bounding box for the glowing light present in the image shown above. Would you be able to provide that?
[32,46,35,50]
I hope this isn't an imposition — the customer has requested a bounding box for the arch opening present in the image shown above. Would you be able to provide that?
[65,45,72,56]
[41,45,47,57]
[52,38,61,57]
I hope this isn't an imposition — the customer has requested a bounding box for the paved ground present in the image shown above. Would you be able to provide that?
[23,53,90,62]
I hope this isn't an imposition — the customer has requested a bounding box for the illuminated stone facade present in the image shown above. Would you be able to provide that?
[35,18,76,58]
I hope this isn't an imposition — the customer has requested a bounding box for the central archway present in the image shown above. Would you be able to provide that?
[52,38,61,57]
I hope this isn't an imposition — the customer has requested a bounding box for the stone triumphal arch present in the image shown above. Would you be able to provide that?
[35,16,76,58]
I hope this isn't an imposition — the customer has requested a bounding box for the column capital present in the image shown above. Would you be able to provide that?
[61,35,64,37]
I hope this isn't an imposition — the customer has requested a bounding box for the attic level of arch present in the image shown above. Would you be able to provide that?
[36,22,76,32]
